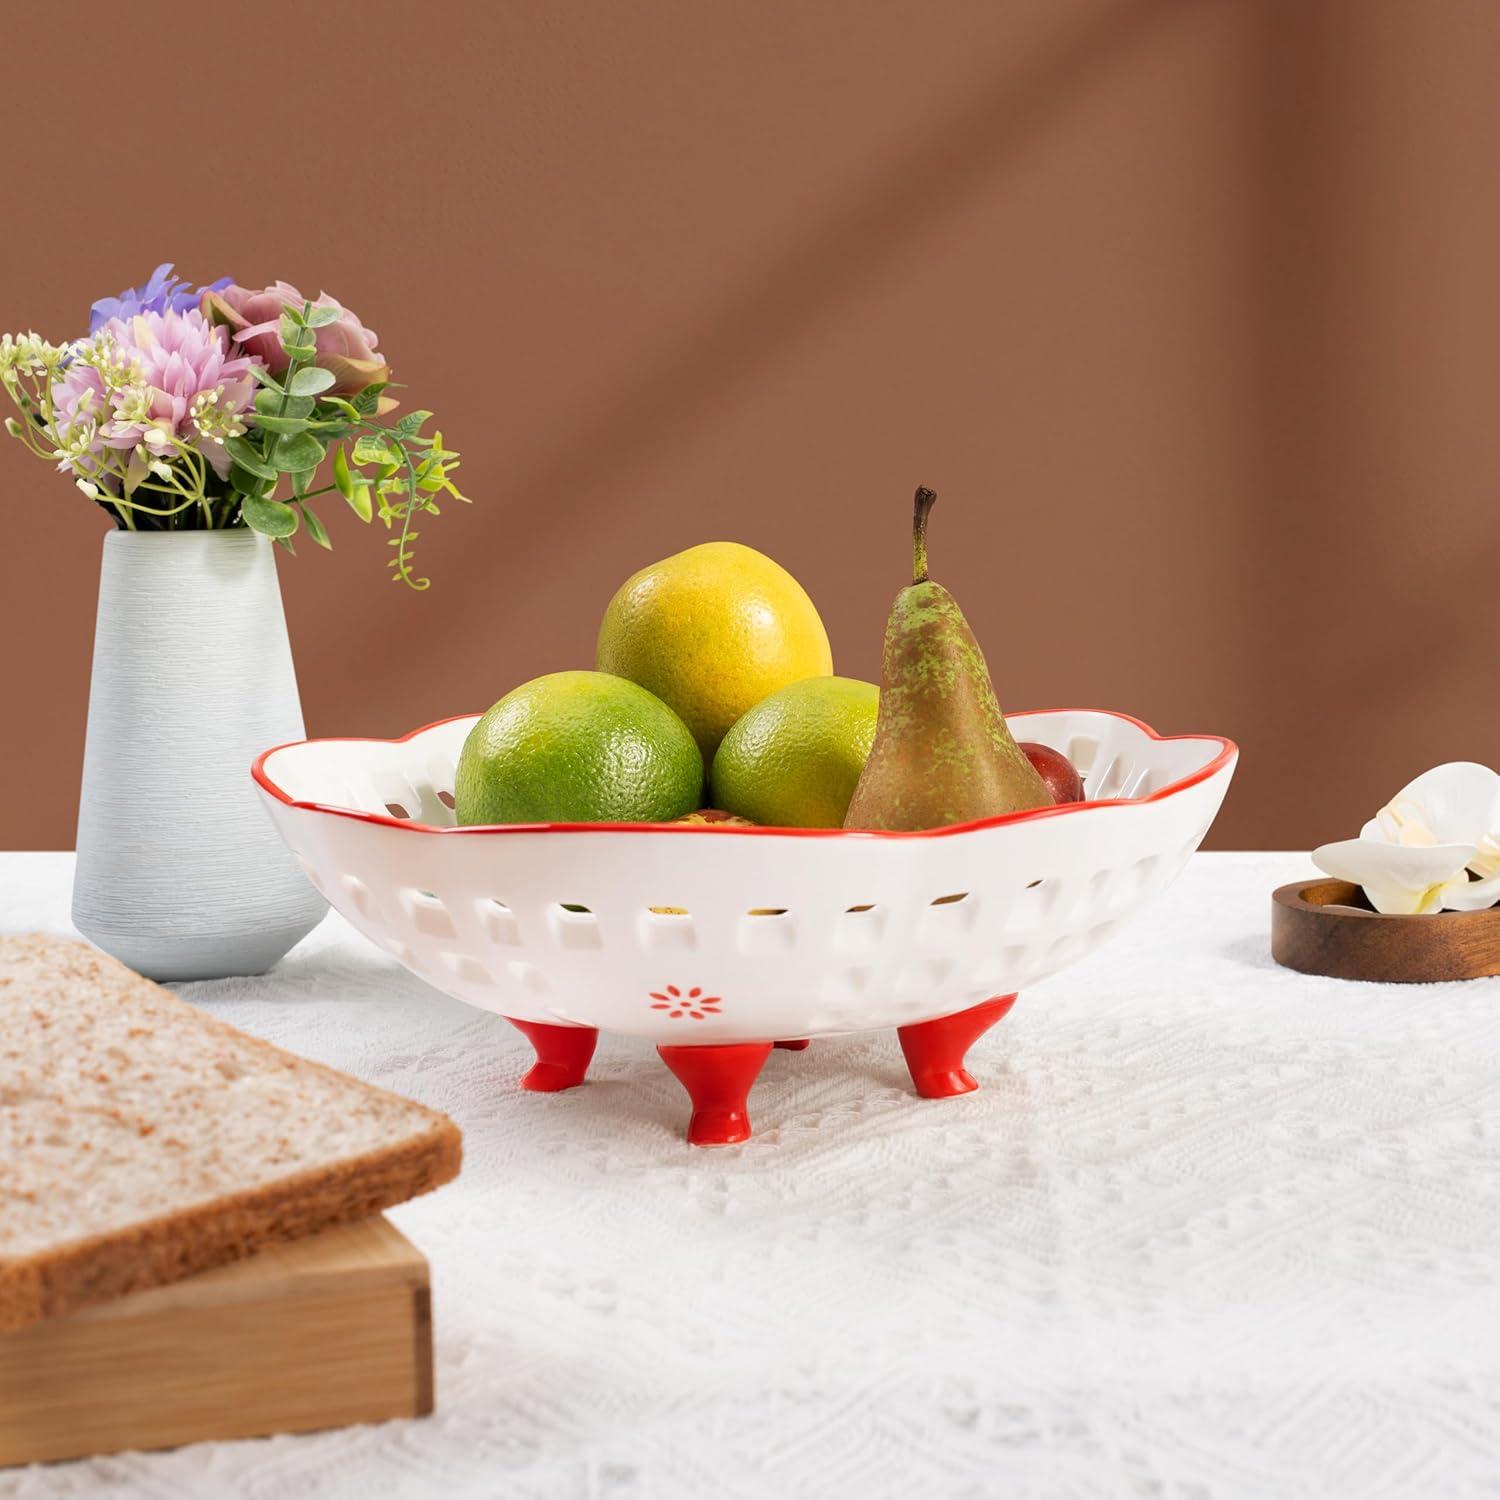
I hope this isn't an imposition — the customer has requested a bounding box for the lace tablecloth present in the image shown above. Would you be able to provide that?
[4,852,1498,1500]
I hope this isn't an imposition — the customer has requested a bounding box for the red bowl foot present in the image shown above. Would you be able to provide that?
[506,1018,598,1092]
[658,1041,774,1146]
[897,996,1017,1099]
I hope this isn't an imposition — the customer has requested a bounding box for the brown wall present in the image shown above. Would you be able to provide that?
[3,1,1497,850]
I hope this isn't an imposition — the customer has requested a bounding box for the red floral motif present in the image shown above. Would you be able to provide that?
[649,984,722,1020]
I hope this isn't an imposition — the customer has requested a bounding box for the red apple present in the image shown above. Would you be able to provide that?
[1020,742,1085,805]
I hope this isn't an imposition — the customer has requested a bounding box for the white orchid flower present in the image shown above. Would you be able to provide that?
[1313,762,1500,915]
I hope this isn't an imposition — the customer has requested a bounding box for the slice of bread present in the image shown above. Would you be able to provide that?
[0,934,461,1333]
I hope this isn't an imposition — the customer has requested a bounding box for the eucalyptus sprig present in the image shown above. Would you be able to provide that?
[224,301,466,589]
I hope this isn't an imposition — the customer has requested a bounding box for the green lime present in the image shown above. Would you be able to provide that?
[455,671,703,825]
[709,676,879,828]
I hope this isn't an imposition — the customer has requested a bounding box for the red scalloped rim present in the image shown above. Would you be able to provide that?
[251,708,1237,841]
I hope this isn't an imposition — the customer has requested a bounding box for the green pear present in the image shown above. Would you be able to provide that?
[843,487,1053,831]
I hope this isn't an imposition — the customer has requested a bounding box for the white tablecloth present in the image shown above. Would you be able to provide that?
[3,852,1498,1500]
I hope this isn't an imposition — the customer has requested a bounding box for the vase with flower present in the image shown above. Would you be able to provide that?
[1,264,467,978]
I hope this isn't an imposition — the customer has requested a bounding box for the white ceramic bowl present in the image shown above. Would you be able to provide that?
[255,709,1236,1143]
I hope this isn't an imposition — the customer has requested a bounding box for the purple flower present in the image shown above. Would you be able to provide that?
[89,264,232,336]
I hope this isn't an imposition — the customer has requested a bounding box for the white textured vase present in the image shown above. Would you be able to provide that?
[72,530,327,980]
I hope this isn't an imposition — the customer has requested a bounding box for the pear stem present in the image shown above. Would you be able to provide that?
[912,486,937,584]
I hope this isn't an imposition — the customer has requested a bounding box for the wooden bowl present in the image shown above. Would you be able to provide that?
[1272,878,1500,983]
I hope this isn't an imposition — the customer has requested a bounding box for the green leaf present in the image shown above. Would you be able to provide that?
[352,381,390,416]
[322,397,362,422]
[278,315,316,362]
[290,468,317,497]
[282,304,307,327]
[289,366,336,397]
[228,463,275,496]
[254,389,314,420]
[391,409,432,441]
[343,480,373,523]
[249,366,284,393]
[331,445,369,508]
[224,435,277,481]
[353,434,398,468]
[301,504,332,549]
[274,533,296,555]
[272,431,326,473]
[241,495,299,539]
[304,305,343,328]
[253,413,311,435]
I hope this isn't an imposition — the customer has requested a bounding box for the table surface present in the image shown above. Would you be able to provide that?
[3,852,1498,1500]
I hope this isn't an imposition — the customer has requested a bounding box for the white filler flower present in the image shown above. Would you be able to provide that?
[1314,763,1500,915]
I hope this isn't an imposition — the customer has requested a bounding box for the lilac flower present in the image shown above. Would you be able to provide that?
[89,264,232,336]
[52,309,260,481]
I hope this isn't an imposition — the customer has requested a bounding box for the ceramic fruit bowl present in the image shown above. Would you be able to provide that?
[254,709,1237,1145]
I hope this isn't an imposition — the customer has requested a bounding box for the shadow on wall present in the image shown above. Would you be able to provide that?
[385,0,1181,665]
[1248,0,1500,844]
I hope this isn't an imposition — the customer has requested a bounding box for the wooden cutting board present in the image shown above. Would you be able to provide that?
[0,1216,432,1467]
